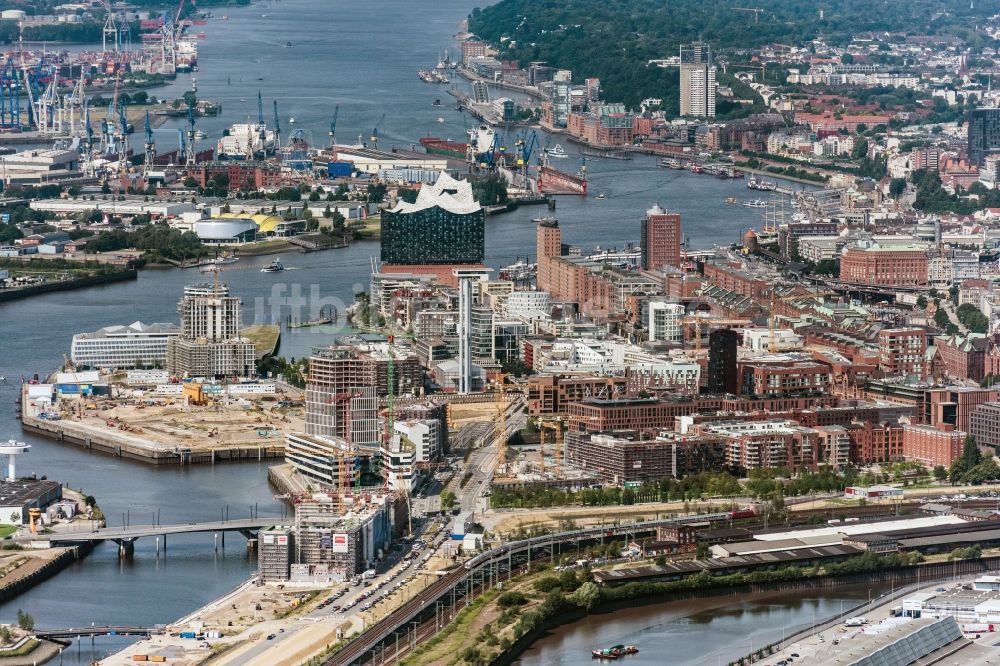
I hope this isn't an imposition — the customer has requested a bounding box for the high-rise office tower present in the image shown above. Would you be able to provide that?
[707,329,739,394]
[968,108,1000,167]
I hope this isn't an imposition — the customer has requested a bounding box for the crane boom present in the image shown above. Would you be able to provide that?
[273,99,280,150]
[329,104,339,148]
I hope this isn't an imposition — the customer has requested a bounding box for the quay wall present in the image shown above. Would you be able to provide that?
[0,270,138,304]
[0,545,93,605]
[21,412,283,466]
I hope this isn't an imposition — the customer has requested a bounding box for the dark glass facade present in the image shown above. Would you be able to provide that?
[707,329,739,395]
[381,206,485,265]
[968,108,1000,167]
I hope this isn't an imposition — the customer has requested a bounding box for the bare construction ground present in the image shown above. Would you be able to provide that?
[67,397,303,453]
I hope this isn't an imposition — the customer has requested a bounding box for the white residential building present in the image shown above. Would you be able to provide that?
[647,301,685,343]
[394,418,441,464]
[71,321,180,369]
[742,328,804,352]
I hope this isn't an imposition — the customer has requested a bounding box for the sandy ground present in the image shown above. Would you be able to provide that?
[59,396,303,452]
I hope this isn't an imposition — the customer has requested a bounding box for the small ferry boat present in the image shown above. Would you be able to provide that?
[595,193,607,200]
[743,199,766,208]
[548,143,569,158]
[261,258,285,273]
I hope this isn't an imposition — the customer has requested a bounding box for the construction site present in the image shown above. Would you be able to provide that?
[21,379,300,465]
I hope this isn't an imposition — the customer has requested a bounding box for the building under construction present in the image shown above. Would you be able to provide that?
[166,283,256,378]
[304,338,423,445]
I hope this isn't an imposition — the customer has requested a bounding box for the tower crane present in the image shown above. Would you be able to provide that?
[370,112,386,150]
[328,104,339,149]
[494,373,508,475]
[734,7,764,24]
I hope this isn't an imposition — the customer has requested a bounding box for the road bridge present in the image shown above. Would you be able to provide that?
[24,518,275,557]
[34,625,163,639]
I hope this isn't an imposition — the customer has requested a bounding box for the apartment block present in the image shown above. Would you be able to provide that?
[878,328,927,379]
[902,423,965,467]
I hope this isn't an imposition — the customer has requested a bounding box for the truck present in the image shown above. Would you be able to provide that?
[362,569,376,580]
[179,631,198,639]
[843,617,867,627]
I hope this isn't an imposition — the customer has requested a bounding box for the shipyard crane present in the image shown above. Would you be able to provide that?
[185,97,196,166]
[256,91,264,127]
[83,102,95,176]
[272,99,281,151]
[328,104,339,148]
[116,101,129,183]
[734,7,764,24]
[370,112,386,150]
[515,129,538,183]
[142,110,155,180]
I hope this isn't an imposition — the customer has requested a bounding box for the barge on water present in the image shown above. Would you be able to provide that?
[592,644,639,660]
[419,137,468,159]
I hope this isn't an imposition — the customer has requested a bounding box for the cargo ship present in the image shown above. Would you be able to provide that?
[217,123,276,160]
[176,40,198,72]
[419,137,468,159]
[538,164,587,195]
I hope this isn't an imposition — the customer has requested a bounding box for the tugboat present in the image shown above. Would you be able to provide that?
[261,258,285,273]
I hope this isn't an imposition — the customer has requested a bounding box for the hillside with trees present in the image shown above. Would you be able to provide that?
[468,0,1000,112]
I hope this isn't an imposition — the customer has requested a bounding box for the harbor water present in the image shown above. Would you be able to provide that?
[0,0,815,661]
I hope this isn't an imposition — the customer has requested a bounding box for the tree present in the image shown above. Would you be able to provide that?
[15,609,32,631]
[933,465,947,482]
[366,183,387,203]
[695,542,711,560]
[962,436,983,469]
[331,211,346,232]
[889,178,907,199]
[0,625,10,643]
[440,490,457,511]
[851,137,869,161]
[571,582,602,611]
[916,295,928,309]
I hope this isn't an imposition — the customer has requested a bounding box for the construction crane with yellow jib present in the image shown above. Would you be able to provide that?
[493,372,508,476]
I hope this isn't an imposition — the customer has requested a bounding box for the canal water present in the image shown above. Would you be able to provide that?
[516,584,893,666]
[0,0,816,661]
